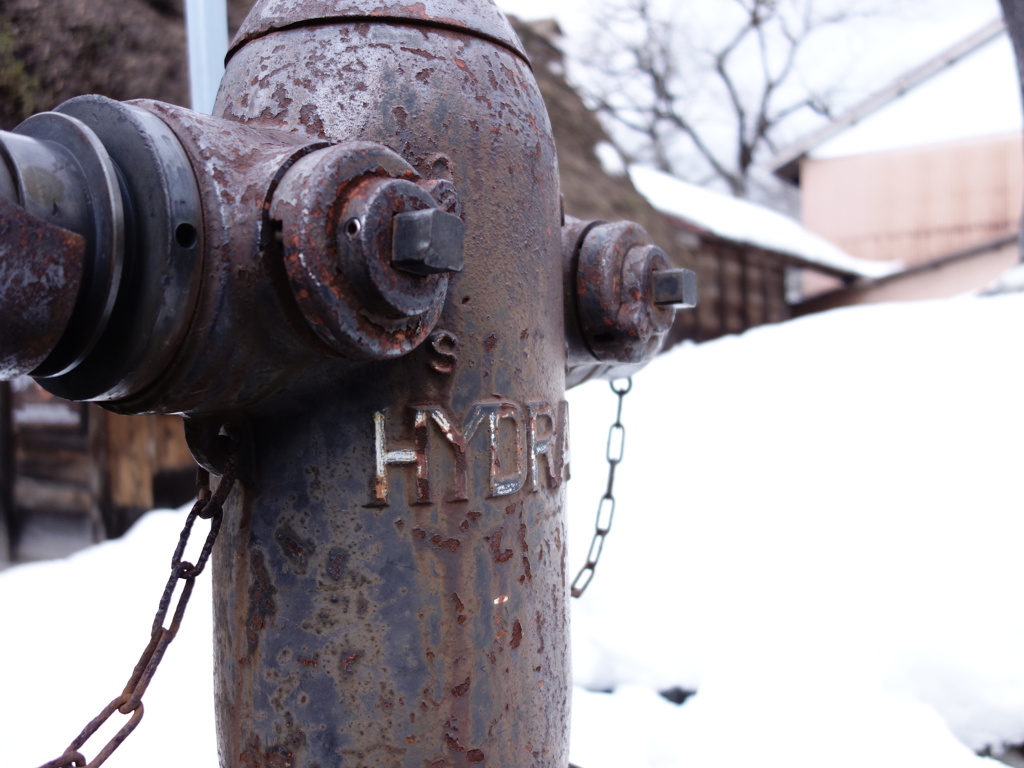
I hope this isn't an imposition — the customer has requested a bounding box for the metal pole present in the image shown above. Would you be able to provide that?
[184,0,228,114]
[0,381,12,567]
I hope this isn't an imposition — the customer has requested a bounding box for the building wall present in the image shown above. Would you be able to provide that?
[666,238,792,347]
[801,132,1023,266]
[3,378,196,563]
[796,240,1019,315]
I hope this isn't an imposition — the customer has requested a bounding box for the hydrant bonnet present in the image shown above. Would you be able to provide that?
[228,0,529,62]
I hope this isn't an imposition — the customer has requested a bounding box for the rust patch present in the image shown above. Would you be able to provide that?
[275,523,314,573]
[400,46,444,61]
[451,677,471,697]
[511,620,522,649]
[519,556,532,584]
[431,534,461,552]
[0,195,87,378]
[487,528,513,563]
[467,750,486,763]
[326,548,347,581]
[246,551,277,656]
[392,105,409,130]
[298,103,325,137]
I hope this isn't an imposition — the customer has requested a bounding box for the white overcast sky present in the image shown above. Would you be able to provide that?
[495,0,1014,158]
[495,0,1002,51]
[496,0,1004,89]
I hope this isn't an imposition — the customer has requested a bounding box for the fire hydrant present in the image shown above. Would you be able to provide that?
[0,2,695,766]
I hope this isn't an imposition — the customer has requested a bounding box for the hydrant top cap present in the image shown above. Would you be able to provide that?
[228,0,528,62]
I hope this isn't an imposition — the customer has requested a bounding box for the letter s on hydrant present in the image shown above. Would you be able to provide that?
[0,2,695,765]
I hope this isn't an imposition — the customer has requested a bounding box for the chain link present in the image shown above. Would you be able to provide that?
[36,452,237,768]
[570,377,631,599]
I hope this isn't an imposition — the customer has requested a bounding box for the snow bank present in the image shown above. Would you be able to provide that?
[567,293,1024,767]
[3,294,1023,767]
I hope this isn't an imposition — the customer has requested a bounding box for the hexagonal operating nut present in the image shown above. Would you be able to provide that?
[392,208,465,276]
[652,268,698,308]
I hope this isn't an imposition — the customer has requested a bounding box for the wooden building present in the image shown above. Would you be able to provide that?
[0,379,195,567]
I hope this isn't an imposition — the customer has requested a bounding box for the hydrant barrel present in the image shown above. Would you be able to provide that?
[211,4,571,766]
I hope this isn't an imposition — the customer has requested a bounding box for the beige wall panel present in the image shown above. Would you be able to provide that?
[802,132,1023,265]
[797,242,1019,314]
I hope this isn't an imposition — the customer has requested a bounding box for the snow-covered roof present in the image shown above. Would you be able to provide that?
[630,165,901,280]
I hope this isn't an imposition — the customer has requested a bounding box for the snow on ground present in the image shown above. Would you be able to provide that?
[2,293,1024,767]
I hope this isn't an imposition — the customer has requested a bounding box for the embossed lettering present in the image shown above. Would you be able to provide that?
[428,331,460,374]
[487,403,527,497]
[371,410,421,507]
[417,404,488,502]
[528,401,560,492]
[371,399,568,507]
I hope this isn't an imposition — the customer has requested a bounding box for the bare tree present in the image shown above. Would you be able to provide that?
[579,0,868,199]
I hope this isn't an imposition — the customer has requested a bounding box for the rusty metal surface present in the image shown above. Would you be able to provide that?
[13,111,126,379]
[227,0,528,62]
[0,195,86,378]
[572,221,677,366]
[37,97,205,402]
[214,14,568,767]
[105,102,332,415]
[270,142,460,360]
[0,111,126,380]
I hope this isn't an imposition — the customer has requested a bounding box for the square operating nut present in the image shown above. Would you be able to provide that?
[652,268,698,309]
[392,207,466,276]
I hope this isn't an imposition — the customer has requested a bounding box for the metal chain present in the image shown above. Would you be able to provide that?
[570,377,631,599]
[36,452,237,768]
